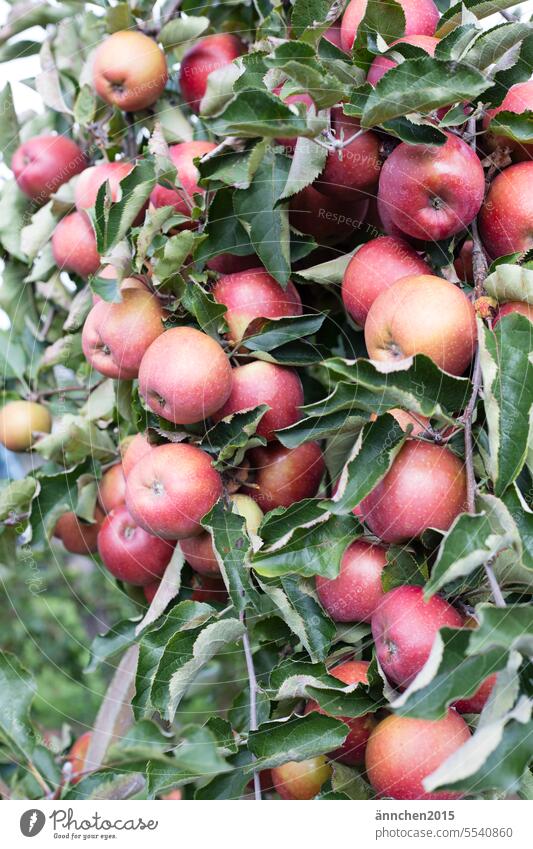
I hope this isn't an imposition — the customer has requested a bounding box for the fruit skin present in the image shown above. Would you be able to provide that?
[493,300,533,326]
[139,327,233,425]
[290,184,369,245]
[271,757,332,800]
[97,505,175,586]
[206,253,258,274]
[316,540,387,623]
[479,163,533,258]
[483,80,533,161]
[316,108,381,200]
[143,581,160,604]
[341,0,440,51]
[125,443,222,539]
[371,585,464,688]
[306,660,378,765]
[54,507,105,555]
[212,362,304,441]
[179,34,243,112]
[243,441,325,511]
[454,239,474,283]
[12,135,86,202]
[454,673,497,714]
[190,574,228,604]
[97,464,126,514]
[387,408,430,437]
[377,134,485,242]
[365,711,471,800]
[0,401,51,451]
[67,732,92,784]
[342,236,429,326]
[52,211,100,277]
[361,440,467,544]
[122,433,156,478]
[75,161,134,211]
[149,141,216,213]
[92,31,168,111]
[364,274,477,376]
[367,35,439,86]
[212,267,302,342]
[82,289,164,380]
[180,494,263,576]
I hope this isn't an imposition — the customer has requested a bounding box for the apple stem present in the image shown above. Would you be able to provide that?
[240,607,262,800]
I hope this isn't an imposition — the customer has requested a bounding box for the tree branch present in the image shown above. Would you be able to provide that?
[240,609,261,800]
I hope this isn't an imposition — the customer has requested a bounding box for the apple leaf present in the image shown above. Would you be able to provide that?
[468,604,533,657]
[202,405,268,468]
[244,313,325,352]
[465,21,533,71]
[484,263,533,305]
[258,498,332,546]
[210,90,323,139]
[0,477,40,524]
[489,110,533,144]
[92,160,156,255]
[194,751,255,800]
[279,136,328,201]
[195,187,254,264]
[291,0,343,39]
[86,617,140,674]
[436,1,523,37]
[0,651,38,760]
[479,314,533,496]
[264,42,352,109]
[247,712,348,770]
[295,250,356,286]
[159,15,210,51]
[501,485,533,571]
[0,83,20,167]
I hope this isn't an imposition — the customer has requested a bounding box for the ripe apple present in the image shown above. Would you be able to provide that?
[149,141,216,213]
[12,134,86,202]
[212,267,302,343]
[289,183,369,245]
[271,757,332,800]
[97,464,126,514]
[493,300,533,326]
[386,408,430,437]
[92,31,168,111]
[180,493,263,576]
[341,0,440,51]
[306,660,378,765]
[454,239,474,283]
[483,80,533,161]
[82,289,165,380]
[377,134,485,241]
[206,253,258,274]
[52,211,100,278]
[75,161,134,212]
[54,507,105,555]
[367,35,439,86]
[190,574,229,604]
[479,163,533,258]
[364,274,477,376]
[453,673,497,714]
[243,441,325,511]
[125,443,222,539]
[67,731,92,784]
[122,432,155,478]
[366,711,471,800]
[211,362,304,441]
[361,440,467,544]
[316,540,387,623]
[179,34,243,112]
[97,505,176,586]
[138,327,233,424]
[143,580,160,603]
[0,400,51,451]
[371,585,464,687]
[316,108,381,200]
[342,235,430,326]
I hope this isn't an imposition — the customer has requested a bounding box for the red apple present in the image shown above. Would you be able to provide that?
[12,134,86,202]
[82,289,165,380]
[316,108,381,200]
[371,585,464,687]
[212,362,304,441]
[122,433,156,478]
[54,507,105,555]
[453,673,497,714]
[366,711,471,800]
[97,505,175,586]
[179,34,243,112]
[75,161,134,212]
[190,574,229,604]
[149,141,216,213]
[271,757,332,800]
[243,441,325,511]
[364,274,477,376]
[125,443,222,539]
[143,580,160,603]
[479,162,533,258]
[454,239,474,283]
[67,731,92,784]
[367,35,439,86]
[52,211,100,277]
[316,540,387,623]
[212,267,302,343]
[92,31,168,111]
[341,0,440,52]
[493,300,533,326]
[289,183,369,245]
[483,80,533,161]
[97,464,126,514]
[139,327,232,424]
[377,134,485,242]
[342,235,430,326]
[206,253,258,274]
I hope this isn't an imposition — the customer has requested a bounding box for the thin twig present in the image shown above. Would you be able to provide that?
[462,349,482,513]
[240,608,261,801]
[28,760,52,797]
[38,385,86,398]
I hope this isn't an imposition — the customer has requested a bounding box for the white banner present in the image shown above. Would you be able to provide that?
[2,799,530,849]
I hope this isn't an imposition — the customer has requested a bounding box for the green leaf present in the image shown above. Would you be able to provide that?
[265,42,351,109]
[279,136,328,201]
[489,110,533,144]
[295,251,355,287]
[74,85,96,126]
[437,1,524,37]
[0,651,37,760]
[465,21,533,71]
[202,406,268,468]
[0,477,40,524]
[152,230,195,293]
[0,181,30,261]
[469,604,533,656]
[479,315,533,495]
[210,90,323,139]
[381,548,428,593]
[291,0,342,39]
[159,15,210,50]
[92,160,155,255]
[247,713,348,770]
[244,313,325,352]
[20,200,57,261]
[181,281,227,337]
[34,414,115,466]
[198,142,268,191]
[0,83,20,167]
[195,188,253,265]
[485,263,533,304]
[86,618,140,674]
